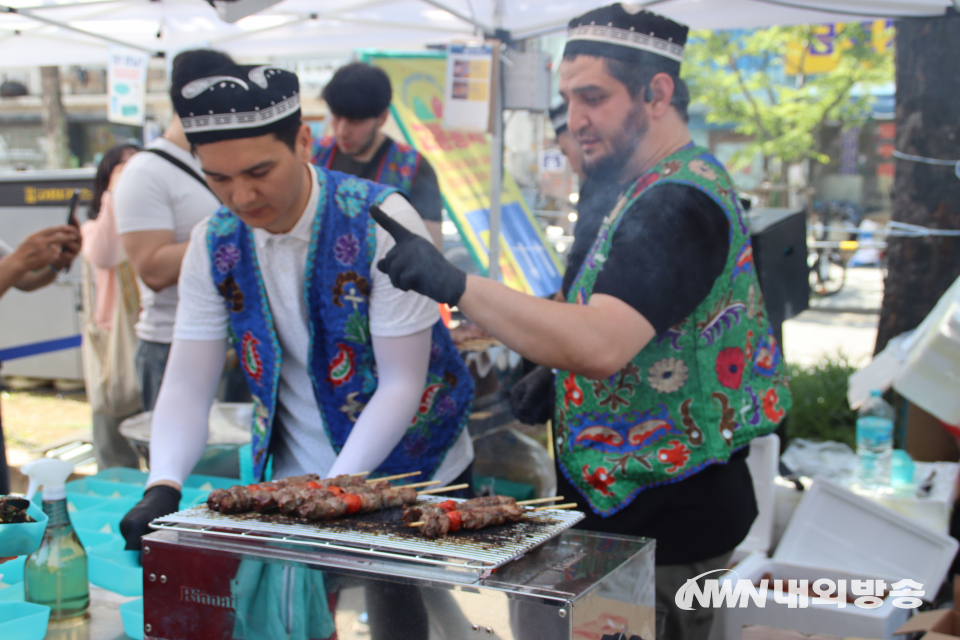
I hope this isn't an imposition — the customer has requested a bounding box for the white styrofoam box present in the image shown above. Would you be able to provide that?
[718,478,959,639]
[778,478,957,592]
[895,301,960,425]
[717,556,909,639]
[850,272,960,413]
[739,433,781,555]
[773,476,811,552]
[707,550,767,640]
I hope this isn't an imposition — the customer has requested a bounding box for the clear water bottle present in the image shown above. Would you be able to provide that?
[857,390,895,492]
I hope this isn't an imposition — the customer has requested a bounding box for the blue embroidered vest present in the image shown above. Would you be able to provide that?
[311,135,420,193]
[207,168,473,482]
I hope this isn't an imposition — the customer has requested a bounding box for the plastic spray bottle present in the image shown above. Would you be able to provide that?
[22,458,89,619]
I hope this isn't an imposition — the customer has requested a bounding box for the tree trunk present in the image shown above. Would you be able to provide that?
[40,66,70,169]
[875,13,960,353]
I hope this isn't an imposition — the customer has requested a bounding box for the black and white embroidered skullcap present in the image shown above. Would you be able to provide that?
[173,63,300,145]
[564,3,688,76]
[549,103,568,137]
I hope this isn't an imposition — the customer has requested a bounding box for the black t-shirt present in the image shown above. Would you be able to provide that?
[560,179,757,565]
[562,177,622,297]
[328,136,442,222]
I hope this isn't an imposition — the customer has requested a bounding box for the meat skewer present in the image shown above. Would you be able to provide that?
[407,503,526,539]
[207,473,369,514]
[404,500,577,539]
[276,480,394,516]
[297,483,469,521]
[402,495,563,522]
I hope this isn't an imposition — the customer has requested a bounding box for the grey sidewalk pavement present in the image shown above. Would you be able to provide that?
[782,267,882,368]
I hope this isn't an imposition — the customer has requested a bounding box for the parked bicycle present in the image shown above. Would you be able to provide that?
[808,200,863,297]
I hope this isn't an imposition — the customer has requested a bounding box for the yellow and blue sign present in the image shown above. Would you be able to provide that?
[785,20,894,75]
[363,51,563,298]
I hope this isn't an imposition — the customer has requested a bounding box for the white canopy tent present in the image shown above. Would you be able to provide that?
[0,0,955,68]
[1,0,953,279]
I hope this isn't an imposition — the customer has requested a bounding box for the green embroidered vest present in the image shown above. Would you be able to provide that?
[556,144,792,517]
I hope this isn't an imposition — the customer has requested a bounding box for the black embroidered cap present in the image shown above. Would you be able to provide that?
[564,3,689,75]
[173,64,301,145]
[549,103,568,137]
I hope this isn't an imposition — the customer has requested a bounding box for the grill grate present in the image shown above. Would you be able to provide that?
[151,496,584,576]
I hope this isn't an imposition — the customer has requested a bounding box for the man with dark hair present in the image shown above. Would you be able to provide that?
[371,5,791,639]
[119,63,474,558]
[314,62,444,249]
[114,48,235,410]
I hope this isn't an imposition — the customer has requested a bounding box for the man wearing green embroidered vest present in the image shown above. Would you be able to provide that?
[371,5,791,639]
[119,62,475,561]
[313,62,444,250]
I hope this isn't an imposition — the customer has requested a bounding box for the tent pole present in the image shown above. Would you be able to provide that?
[487,0,505,282]
[488,52,503,282]
[1,4,160,56]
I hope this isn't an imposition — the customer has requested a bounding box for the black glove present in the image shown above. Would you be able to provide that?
[370,204,467,306]
[509,365,555,425]
[120,485,181,551]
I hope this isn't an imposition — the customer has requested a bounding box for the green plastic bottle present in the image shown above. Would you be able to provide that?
[22,458,89,620]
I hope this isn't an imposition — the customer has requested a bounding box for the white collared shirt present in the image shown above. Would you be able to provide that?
[175,165,471,482]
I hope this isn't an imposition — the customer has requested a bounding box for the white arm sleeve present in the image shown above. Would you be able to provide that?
[146,338,227,488]
[325,328,432,478]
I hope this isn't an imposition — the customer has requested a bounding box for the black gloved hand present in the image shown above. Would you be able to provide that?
[509,365,555,425]
[120,484,181,551]
[370,204,467,306]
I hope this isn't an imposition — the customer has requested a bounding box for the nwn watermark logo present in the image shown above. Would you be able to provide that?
[675,570,924,610]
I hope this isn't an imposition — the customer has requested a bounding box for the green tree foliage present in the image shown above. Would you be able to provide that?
[784,354,860,448]
[683,24,894,182]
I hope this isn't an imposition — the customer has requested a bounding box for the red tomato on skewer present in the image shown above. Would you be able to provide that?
[342,493,362,514]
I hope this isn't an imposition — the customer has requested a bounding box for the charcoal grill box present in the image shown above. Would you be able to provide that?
[717,478,958,640]
[140,504,656,640]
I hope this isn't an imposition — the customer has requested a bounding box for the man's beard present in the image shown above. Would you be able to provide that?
[582,103,648,182]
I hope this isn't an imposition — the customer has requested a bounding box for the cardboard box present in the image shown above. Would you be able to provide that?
[743,625,882,640]
[716,479,958,639]
[906,403,960,463]
[894,576,960,639]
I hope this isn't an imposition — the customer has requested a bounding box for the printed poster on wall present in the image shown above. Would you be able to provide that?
[442,44,492,133]
[363,51,563,298]
[108,46,148,126]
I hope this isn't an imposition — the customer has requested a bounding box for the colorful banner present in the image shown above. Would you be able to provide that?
[785,21,894,76]
[363,51,563,298]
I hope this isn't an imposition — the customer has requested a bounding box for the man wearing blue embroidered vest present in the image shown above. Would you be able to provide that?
[372,5,791,639]
[313,62,444,249]
[119,63,474,554]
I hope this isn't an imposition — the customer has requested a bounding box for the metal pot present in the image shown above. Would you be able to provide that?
[119,403,252,478]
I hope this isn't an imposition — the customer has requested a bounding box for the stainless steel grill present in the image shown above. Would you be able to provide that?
[151,495,584,580]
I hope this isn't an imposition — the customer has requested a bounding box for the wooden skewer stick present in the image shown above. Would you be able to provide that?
[533,503,578,511]
[418,483,469,495]
[348,471,371,477]
[407,521,426,527]
[516,496,564,506]
[402,480,442,490]
[367,471,421,483]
